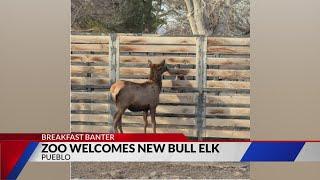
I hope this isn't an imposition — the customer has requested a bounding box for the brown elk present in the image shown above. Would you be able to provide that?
[110,60,168,133]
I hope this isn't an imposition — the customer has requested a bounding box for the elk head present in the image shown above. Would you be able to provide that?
[148,59,168,82]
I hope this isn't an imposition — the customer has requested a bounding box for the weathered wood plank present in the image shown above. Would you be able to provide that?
[122,116,195,126]
[206,107,250,116]
[71,92,196,104]
[71,77,111,86]
[207,80,250,90]
[71,44,109,52]
[206,95,250,106]
[71,103,194,115]
[71,114,250,128]
[120,45,195,53]
[121,79,197,88]
[71,35,109,44]
[206,118,250,128]
[119,67,152,76]
[108,33,119,132]
[207,46,250,54]
[207,57,250,66]
[71,114,196,126]
[207,69,250,80]
[71,66,109,77]
[71,114,109,122]
[71,124,111,133]
[71,92,249,106]
[71,66,249,80]
[108,33,119,84]
[71,92,111,102]
[205,129,250,139]
[70,55,248,66]
[71,78,249,90]
[120,56,196,65]
[195,36,207,139]
[120,67,196,77]
[155,105,195,115]
[71,92,250,105]
[71,124,249,138]
[71,103,110,112]
[71,125,195,136]
[120,36,196,45]
[71,55,109,63]
[159,93,196,104]
[207,37,250,46]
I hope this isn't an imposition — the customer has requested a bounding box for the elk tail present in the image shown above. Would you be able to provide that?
[110,81,125,103]
[110,84,117,102]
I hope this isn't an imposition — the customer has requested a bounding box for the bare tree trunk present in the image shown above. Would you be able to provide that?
[143,0,153,33]
[184,0,206,35]
[184,0,198,34]
[192,0,206,35]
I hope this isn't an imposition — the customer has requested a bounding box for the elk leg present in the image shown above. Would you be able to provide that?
[113,108,125,133]
[112,110,120,133]
[150,108,156,133]
[116,108,126,133]
[143,111,148,133]
[118,114,123,133]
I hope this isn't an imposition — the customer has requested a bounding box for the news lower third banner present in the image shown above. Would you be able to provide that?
[1,133,320,179]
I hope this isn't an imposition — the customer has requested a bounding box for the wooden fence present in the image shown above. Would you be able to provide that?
[70,34,250,139]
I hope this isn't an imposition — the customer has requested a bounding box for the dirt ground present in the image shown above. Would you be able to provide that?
[71,162,249,179]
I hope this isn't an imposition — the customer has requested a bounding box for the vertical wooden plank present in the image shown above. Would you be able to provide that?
[195,36,207,140]
[109,33,118,83]
[108,33,119,132]
[202,37,207,138]
[115,35,120,80]
[196,36,202,139]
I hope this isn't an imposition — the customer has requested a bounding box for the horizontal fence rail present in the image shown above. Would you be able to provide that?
[70,34,250,139]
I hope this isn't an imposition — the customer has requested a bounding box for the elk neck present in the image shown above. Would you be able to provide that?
[149,68,162,90]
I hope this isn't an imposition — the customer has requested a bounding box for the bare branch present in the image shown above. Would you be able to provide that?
[184,0,198,34]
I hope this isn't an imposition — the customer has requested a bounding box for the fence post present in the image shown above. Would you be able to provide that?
[196,36,207,140]
[108,33,119,132]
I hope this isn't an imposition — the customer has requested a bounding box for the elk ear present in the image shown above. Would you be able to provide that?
[160,59,165,66]
[148,60,152,66]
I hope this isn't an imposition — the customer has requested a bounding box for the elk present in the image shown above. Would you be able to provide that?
[110,60,168,133]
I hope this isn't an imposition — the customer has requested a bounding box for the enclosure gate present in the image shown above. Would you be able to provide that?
[71,34,250,139]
